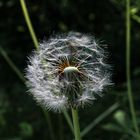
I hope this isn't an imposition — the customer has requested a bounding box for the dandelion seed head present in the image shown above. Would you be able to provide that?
[25,32,112,112]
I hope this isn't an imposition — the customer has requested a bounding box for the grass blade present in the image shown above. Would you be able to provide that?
[81,102,119,137]
[126,0,139,135]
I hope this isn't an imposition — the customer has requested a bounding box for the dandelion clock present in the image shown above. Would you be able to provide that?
[25,32,112,140]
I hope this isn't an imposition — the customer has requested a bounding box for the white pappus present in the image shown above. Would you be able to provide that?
[25,32,112,112]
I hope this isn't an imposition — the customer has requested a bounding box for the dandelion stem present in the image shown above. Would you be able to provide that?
[19,0,38,49]
[126,0,140,136]
[72,108,81,140]
[43,110,56,140]
[63,110,74,134]
[58,114,64,140]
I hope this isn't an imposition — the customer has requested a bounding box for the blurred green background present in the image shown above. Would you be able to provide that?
[0,0,140,140]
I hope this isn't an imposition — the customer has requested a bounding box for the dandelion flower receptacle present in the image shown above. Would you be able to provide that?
[25,32,112,112]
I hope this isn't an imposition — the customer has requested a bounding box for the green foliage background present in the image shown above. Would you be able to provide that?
[0,0,140,140]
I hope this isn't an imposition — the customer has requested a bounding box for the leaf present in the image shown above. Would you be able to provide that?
[19,122,33,138]
[102,123,124,133]
[113,110,126,127]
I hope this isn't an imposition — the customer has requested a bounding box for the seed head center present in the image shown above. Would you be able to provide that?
[63,66,78,73]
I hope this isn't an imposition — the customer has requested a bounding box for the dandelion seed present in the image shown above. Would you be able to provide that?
[25,32,112,112]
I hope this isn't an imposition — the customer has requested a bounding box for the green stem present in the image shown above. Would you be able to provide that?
[43,110,56,140]
[63,110,74,134]
[71,108,81,140]
[58,114,64,140]
[132,14,140,24]
[0,47,25,83]
[19,0,38,49]
[126,0,139,135]
[81,102,119,137]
